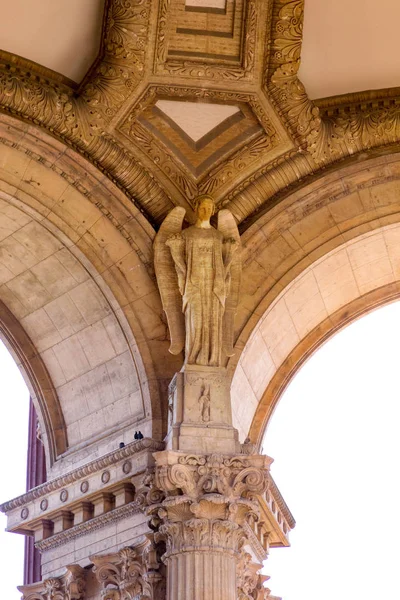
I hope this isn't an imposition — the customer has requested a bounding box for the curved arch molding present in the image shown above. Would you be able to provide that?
[0,299,67,466]
[0,117,182,476]
[231,154,400,445]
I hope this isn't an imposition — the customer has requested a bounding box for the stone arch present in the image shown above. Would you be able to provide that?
[0,298,67,466]
[0,115,181,475]
[231,153,400,446]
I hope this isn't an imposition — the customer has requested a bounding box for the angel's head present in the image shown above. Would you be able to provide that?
[194,194,216,222]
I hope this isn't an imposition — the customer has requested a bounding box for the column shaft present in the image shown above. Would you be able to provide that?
[167,551,237,600]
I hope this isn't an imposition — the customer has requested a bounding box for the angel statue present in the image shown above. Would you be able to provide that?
[154,194,241,367]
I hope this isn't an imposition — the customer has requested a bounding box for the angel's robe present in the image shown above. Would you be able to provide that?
[166,224,236,366]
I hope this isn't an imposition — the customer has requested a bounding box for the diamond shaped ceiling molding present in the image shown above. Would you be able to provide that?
[155,100,241,143]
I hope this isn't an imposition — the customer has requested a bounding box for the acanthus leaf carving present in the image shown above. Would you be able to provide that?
[237,552,263,600]
[104,0,148,62]
[92,548,146,600]
[270,60,321,151]
[273,0,303,64]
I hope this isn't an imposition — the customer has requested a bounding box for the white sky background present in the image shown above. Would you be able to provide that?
[264,301,400,600]
[1,303,400,598]
[0,341,30,600]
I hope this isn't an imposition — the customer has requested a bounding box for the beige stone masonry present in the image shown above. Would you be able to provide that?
[0,439,163,542]
[166,365,241,454]
[232,221,400,444]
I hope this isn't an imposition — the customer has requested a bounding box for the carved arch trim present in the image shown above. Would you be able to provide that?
[230,153,400,444]
[0,299,67,465]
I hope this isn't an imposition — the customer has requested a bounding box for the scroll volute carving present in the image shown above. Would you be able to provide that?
[237,552,270,600]
[64,566,86,600]
[92,540,166,600]
[92,548,142,600]
[155,454,270,500]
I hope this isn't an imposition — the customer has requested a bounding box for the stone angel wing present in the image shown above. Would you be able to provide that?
[218,209,241,357]
[154,207,186,355]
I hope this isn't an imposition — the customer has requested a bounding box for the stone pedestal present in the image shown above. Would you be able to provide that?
[165,365,240,454]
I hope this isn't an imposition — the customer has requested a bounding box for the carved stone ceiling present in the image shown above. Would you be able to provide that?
[299,0,400,99]
[0,0,105,83]
[1,0,400,233]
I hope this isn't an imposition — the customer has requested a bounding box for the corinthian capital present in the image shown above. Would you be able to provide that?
[91,539,166,600]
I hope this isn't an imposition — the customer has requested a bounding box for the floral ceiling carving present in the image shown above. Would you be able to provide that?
[1,0,400,230]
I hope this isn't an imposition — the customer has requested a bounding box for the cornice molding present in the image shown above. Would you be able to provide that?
[35,501,141,552]
[0,438,164,513]
[268,476,296,530]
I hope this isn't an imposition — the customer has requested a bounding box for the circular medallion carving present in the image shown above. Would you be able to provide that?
[122,460,132,474]
[21,507,29,520]
[40,499,48,511]
[80,480,89,494]
[60,489,68,503]
[101,470,110,484]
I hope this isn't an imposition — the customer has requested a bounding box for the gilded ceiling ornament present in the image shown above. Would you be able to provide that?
[154,195,241,366]
[2,0,400,230]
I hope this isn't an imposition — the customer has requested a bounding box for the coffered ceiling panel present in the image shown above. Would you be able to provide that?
[299,0,400,99]
[155,101,241,143]
[0,0,105,82]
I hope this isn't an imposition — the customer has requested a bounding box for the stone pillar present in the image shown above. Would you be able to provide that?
[161,520,239,600]
[145,450,273,600]
[24,399,47,585]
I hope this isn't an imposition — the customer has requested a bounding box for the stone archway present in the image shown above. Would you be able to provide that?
[0,298,66,466]
[231,153,400,445]
[0,115,181,476]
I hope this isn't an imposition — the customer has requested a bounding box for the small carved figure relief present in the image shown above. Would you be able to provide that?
[198,384,211,422]
[154,195,241,367]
